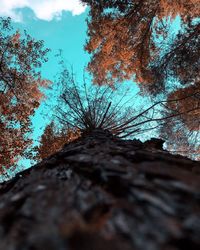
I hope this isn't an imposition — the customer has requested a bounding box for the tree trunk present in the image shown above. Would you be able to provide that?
[0,129,199,250]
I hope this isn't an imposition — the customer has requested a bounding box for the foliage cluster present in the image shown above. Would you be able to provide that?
[81,0,200,159]
[0,17,50,173]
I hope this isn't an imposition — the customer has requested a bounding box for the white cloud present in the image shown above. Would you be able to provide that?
[0,0,86,21]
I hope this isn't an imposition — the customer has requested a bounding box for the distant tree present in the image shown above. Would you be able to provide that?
[161,125,200,161]
[0,17,50,173]
[34,122,80,161]
[159,86,200,160]
[167,85,200,131]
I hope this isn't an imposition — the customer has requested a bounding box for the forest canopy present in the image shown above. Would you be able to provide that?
[0,1,199,179]
[80,0,200,159]
[0,17,50,174]
[82,0,199,88]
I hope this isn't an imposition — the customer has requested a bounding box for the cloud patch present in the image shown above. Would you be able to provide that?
[0,0,86,21]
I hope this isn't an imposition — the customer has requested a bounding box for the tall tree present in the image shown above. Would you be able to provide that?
[0,127,199,250]
[81,0,200,159]
[0,17,50,173]
[48,68,199,162]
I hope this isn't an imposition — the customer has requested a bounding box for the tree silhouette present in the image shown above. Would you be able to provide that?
[0,17,50,173]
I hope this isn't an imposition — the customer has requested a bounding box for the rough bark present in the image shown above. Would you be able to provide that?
[0,129,199,250]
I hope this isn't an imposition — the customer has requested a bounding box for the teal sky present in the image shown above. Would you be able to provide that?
[0,7,93,176]
[12,8,91,141]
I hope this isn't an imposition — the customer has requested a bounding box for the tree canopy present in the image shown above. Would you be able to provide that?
[81,0,200,159]
[0,17,50,173]
[82,0,199,88]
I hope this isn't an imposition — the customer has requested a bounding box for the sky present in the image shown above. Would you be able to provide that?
[0,0,86,21]
[0,1,138,175]
[6,1,91,139]
[0,1,93,178]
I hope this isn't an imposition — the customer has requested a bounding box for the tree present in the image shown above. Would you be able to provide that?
[81,0,200,159]
[82,0,199,87]
[0,17,50,173]
[54,68,159,139]
[0,127,199,250]
[34,122,80,161]
[50,68,199,163]
[167,85,200,131]
[159,86,200,160]
[141,22,200,96]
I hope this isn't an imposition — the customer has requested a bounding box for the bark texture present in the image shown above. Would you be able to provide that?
[0,129,199,250]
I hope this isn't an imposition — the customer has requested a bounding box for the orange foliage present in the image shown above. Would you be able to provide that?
[34,122,80,161]
[159,0,199,20]
[167,85,200,131]
[83,0,199,86]
[159,84,200,160]
[82,1,199,160]
[0,17,50,173]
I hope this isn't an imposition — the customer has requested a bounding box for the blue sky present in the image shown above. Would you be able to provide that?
[10,5,91,140]
[0,2,93,177]
[7,4,143,173]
